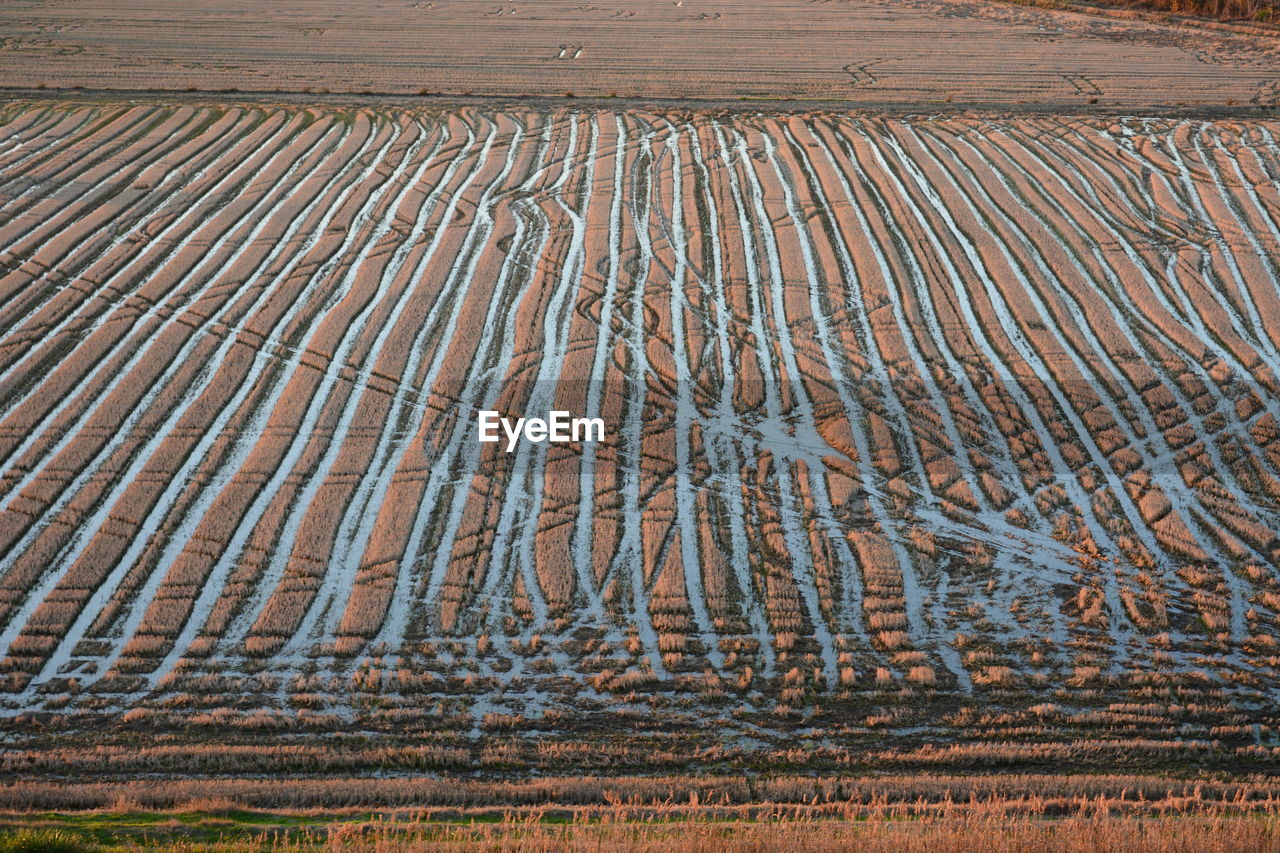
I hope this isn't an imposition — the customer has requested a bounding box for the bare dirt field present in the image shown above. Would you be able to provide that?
[1,103,1280,777]
[0,0,1278,108]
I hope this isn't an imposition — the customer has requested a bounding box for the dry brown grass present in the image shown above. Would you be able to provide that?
[7,772,1280,813]
[1119,0,1277,20]
[311,813,1279,853]
[3,802,1279,853]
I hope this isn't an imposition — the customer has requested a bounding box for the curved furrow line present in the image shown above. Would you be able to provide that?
[548,113,625,634]
[455,113,579,644]
[82,114,414,676]
[955,123,1280,531]
[206,117,445,654]
[121,114,410,685]
[855,121,1140,643]
[183,113,421,655]
[0,105,56,153]
[585,117,645,615]
[614,118,668,677]
[820,118,1066,586]
[0,111,322,563]
[786,119,978,677]
[296,115,534,656]
[907,121,1249,643]
[714,119,837,682]
[20,112,378,686]
[828,119,1046,522]
[521,115,604,627]
[0,114,337,643]
[350,117,543,657]
[636,118,707,672]
[0,108,280,397]
[1159,123,1280,390]
[570,113,627,625]
[368,114,544,653]
[228,117,463,660]
[467,121,567,649]
[926,123,1241,643]
[73,114,381,661]
[943,123,1280,560]
[0,107,253,350]
[355,112,542,644]
[274,117,482,656]
[0,105,127,204]
[507,114,596,635]
[1019,123,1280,475]
[0,106,168,251]
[795,120,1060,656]
[1215,128,1280,322]
[0,106,208,299]
[368,116,544,646]
[662,121,724,670]
[0,107,202,322]
[1189,127,1280,376]
[758,122,877,639]
[684,119,776,676]
[1030,120,1220,343]
[0,105,84,175]
[0,110,302,495]
[771,120,976,677]
[0,116,349,670]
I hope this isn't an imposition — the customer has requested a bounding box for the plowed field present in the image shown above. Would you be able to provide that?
[2,103,1279,749]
